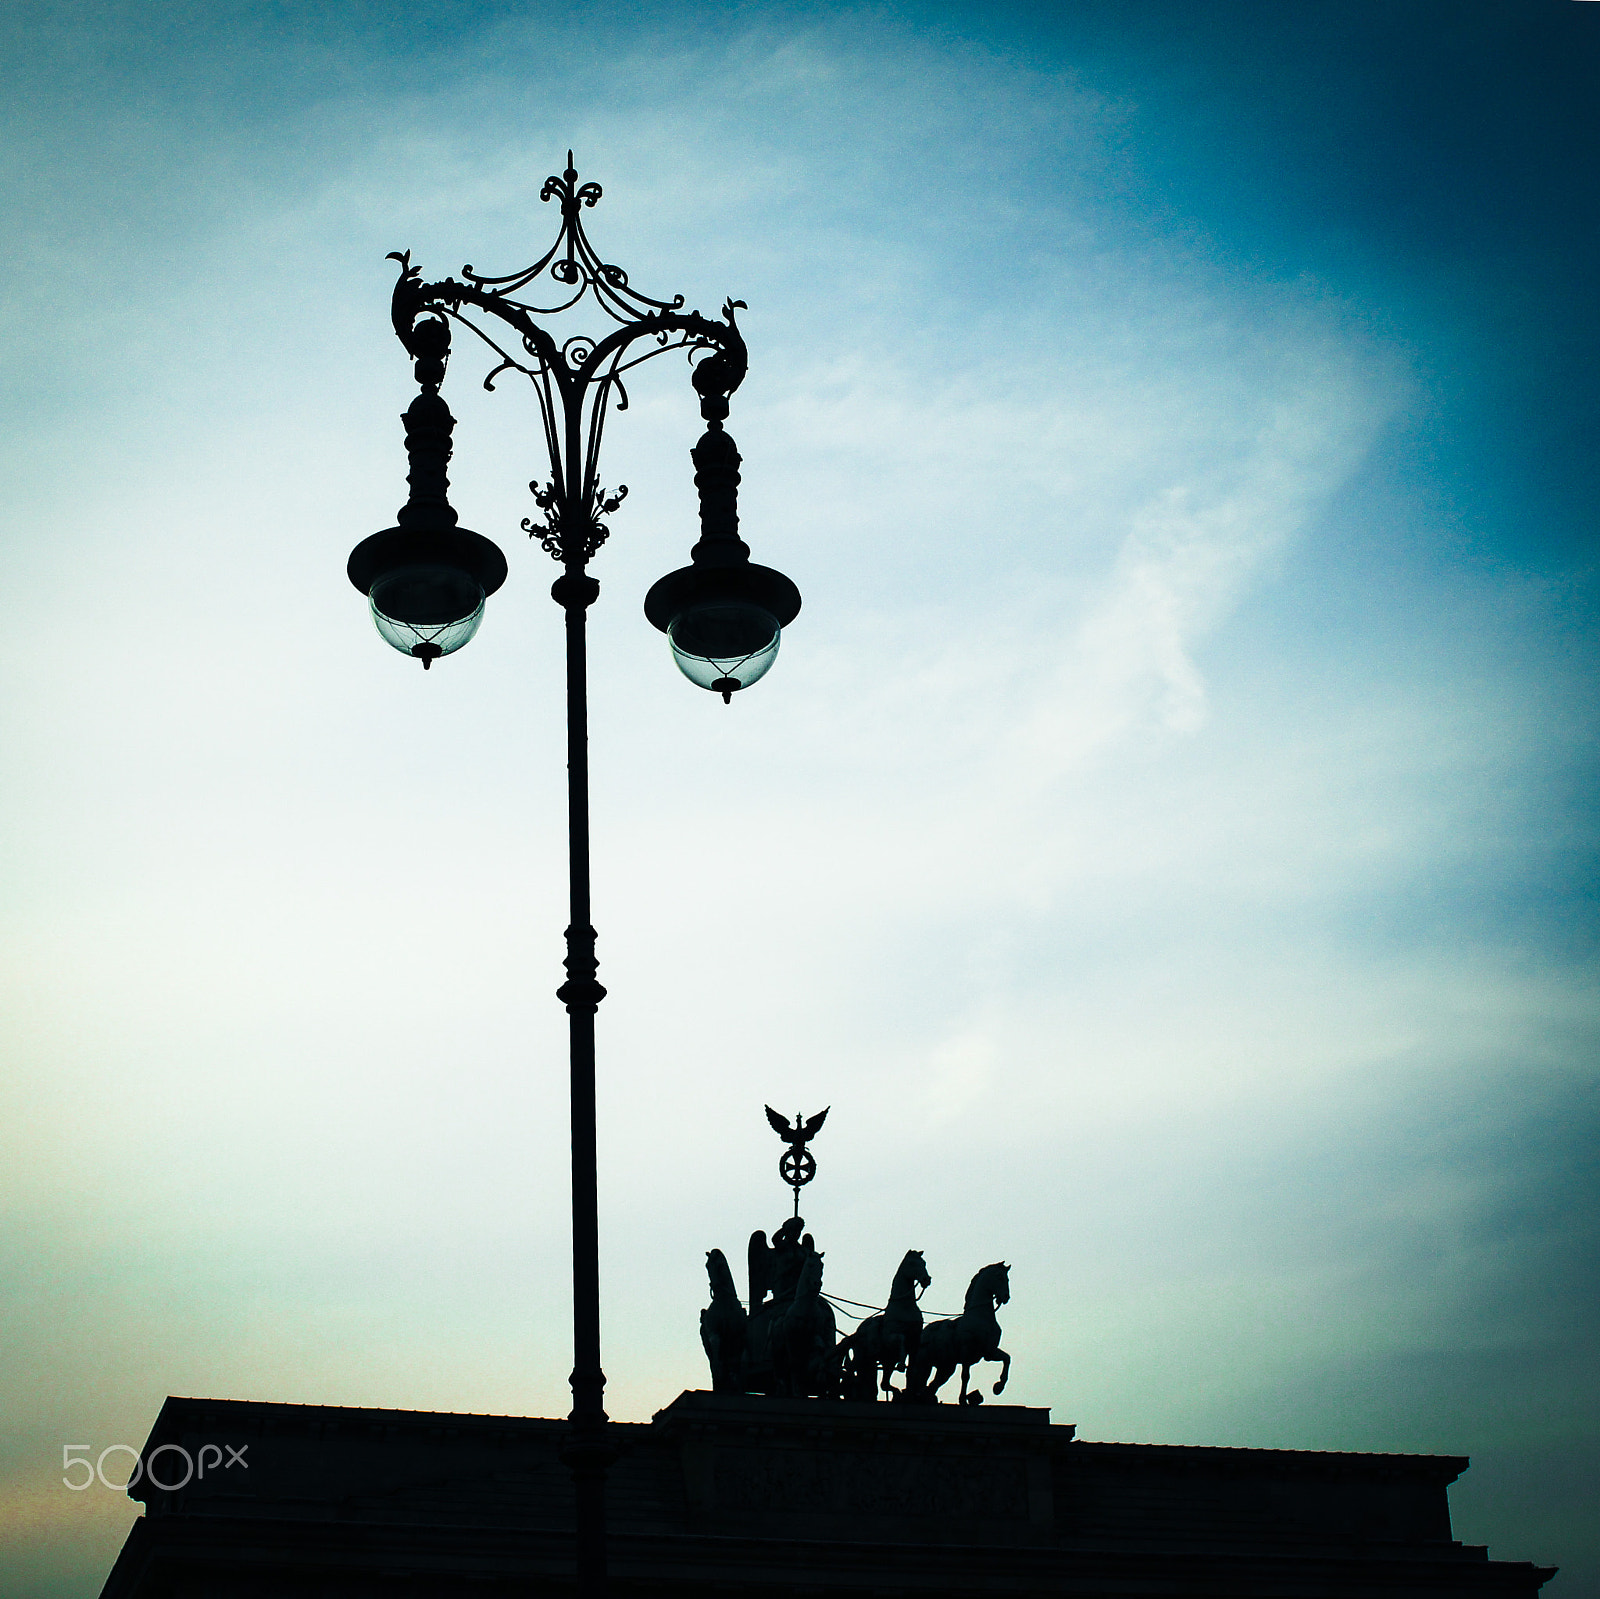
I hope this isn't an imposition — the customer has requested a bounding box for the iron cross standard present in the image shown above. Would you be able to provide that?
[765,1105,829,1215]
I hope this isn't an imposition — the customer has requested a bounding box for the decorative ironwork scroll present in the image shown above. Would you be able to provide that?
[385,153,748,571]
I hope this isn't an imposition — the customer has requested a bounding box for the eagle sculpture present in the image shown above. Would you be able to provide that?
[765,1105,829,1147]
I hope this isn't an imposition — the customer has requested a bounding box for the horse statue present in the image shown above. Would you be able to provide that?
[700,1248,747,1393]
[834,1249,930,1400]
[770,1243,836,1397]
[903,1261,1011,1405]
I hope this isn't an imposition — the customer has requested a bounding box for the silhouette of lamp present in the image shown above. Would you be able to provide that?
[346,317,509,668]
[343,156,800,1599]
[643,351,799,700]
[347,217,799,696]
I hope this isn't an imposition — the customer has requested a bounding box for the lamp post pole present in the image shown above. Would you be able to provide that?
[555,559,610,1593]
[347,156,800,1597]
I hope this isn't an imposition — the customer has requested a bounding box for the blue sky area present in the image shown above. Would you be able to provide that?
[1,3,1596,1594]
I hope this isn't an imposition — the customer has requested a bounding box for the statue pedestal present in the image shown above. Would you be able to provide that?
[653,1390,1063,1548]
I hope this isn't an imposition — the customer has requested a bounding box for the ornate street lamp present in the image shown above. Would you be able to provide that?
[346,156,801,1595]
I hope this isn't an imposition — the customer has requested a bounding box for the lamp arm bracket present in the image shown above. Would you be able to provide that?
[397,272,748,415]
[384,158,751,574]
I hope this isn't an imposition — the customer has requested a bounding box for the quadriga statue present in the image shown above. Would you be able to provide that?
[701,1221,1013,1404]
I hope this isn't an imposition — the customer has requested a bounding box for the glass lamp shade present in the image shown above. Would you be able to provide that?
[348,525,507,668]
[369,564,485,666]
[644,559,800,702]
[668,601,781,700]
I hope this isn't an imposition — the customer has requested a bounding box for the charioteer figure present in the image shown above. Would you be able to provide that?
[750,1214,812,1310]
[702,1213,838,1398]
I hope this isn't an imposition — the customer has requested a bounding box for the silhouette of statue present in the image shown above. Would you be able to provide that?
[703,1216,838,1397]
[700,1249,748,1393]
[834,1249,930,1400]
[765,1106,828,1212]
[904,1262,1011,1405]
[771,1244,831,1398]
[749,1215,815,1310]
[701,1107,1014,1404]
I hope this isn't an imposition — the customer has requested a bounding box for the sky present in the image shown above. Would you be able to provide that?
[1,0,1596,1593]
